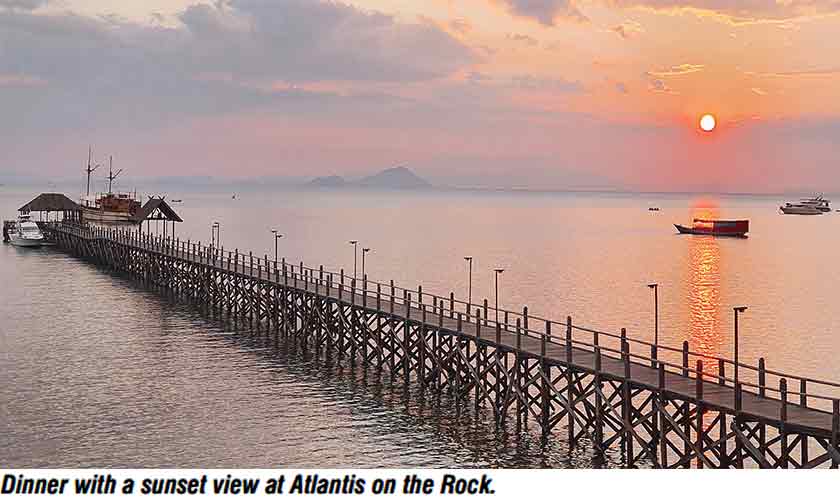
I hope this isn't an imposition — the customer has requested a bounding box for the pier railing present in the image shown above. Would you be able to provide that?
[51,222,840,419]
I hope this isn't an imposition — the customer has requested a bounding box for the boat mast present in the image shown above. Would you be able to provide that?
[107,155,123,195]
[85,145,99,197]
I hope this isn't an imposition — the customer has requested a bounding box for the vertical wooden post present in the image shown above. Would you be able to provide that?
[682,341,689,377]
[404,292,411,385]
[542,321,548,356]
[800,379,807,408]
[565,317,572,360]
[696,359,704,469]
[718,359,725,386]
[449,292,455,319]
[594,329,603,448]
[362,275,367,308]
[758,357,766,397]
[475,309,481,338]
[483,299,488,326]
[495,322,501,344]
[515,318,521,350]
[832,400,839,469]
[658,363,668,468]
[523,307,529,338]
[780,378,789,469]
[621,328,632,465]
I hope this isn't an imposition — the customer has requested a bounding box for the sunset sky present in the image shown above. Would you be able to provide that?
[2,0,840,192]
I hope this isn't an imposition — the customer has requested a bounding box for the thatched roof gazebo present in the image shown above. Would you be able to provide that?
[18,193,83,223]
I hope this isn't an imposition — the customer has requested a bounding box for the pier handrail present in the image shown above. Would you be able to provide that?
[49,222,840,413]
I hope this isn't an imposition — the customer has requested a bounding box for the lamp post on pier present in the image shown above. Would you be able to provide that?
[271,230,283,263]
[494,268,504,325]
[349,240,358,279]
[211,221,220,248]
[362,248,371,278]
[464,256,473,316]
[734,306,748,386]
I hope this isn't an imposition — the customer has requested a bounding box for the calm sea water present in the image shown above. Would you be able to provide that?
[2,185,839,467]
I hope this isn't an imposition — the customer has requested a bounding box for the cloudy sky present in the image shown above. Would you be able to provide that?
[2,0,839,192]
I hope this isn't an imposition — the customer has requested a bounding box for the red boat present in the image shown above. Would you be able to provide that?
[675,219,749,237]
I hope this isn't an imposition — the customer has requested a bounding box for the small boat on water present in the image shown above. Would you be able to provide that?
[780,203,823,215]
[780,194,830,214]
[3,214,45,247]
[675,218,749,237]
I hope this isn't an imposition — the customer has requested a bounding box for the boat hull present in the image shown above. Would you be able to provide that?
[82,207,138,225]
[674,224,747,237]
[9,235,44,247]
[780,206,823,215]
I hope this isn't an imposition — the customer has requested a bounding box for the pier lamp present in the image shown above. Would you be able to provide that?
[734,306,748,386]
[494,268,504,325]
[647,283,659,348]
[211,222,220,248]
[349,240,358,279]
[464,256,473,316]
[362,248,371,279]
[272,230,283,263]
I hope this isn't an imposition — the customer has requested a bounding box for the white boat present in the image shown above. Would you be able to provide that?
[799,195,831,212]
[6,214,45,247]
[780,203,823,215]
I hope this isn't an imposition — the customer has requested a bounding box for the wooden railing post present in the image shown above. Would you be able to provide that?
[800,379,807,408]
[565,316,572,361]
[515,318,521,350]
[483,299,488,327]
[621,328,629,376]
[543,321,549,357]
[718,359,725,386]
[758,357,766,397]
[696,360,704,396]
[475,309,481,338]
[682,341,689,377]
[779,378,787,422]
[780,378,789,469]
[522,306,529,337]
[449,292,455,319]
[832,400,839,469]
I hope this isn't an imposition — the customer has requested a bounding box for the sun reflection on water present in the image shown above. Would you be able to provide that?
[687,205,723,367]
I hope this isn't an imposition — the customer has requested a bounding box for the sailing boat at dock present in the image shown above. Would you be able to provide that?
[80,149,141,225]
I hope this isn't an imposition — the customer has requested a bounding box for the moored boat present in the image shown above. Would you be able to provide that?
[80,153,141,225]
[675,218,749,237]
[4,214,44,247]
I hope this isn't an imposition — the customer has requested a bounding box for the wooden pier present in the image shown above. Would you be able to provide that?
[43,221,840,468]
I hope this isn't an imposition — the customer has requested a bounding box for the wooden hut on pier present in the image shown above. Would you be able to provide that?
[130,197,183,238]
[18,193,83,224]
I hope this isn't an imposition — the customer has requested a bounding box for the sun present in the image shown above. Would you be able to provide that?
[700,114,716,132]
